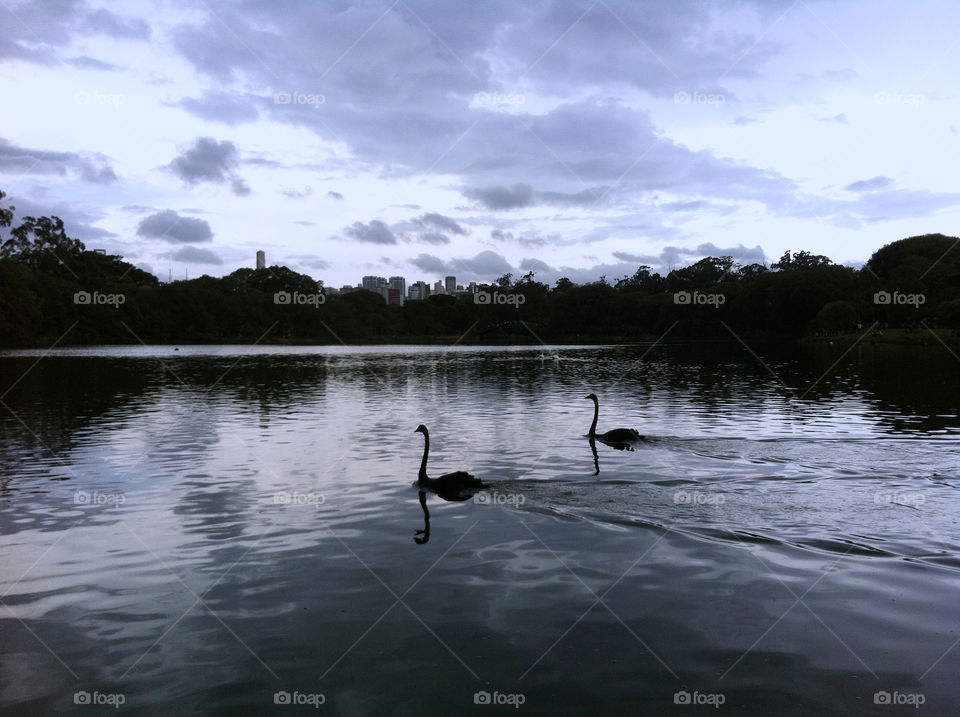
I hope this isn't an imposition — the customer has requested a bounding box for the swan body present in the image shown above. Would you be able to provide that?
[585,393,642,443]
[415,425,483,495]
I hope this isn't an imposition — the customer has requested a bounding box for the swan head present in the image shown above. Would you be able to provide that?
[415,424,428,435]
[585,393,598,401]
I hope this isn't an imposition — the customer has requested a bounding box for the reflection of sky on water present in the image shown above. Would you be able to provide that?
[1,345,959,713]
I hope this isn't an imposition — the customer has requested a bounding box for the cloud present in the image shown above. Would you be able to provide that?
[168,137,249,195]
[66,56,122,71]
[491,229,553,247]
[818,113,848,124]
[286,254,331,271]
[6,192,115,239]
[0,138,116,183]
[417,232,451,245]
[462,183,536,209]
[0,2,149,65]
[170,246,223,264]
[326,191,344,200]
[414,212,467,235]
[409,250,514,279]
[845,176,894,192]
[343,219,396,244]
[282,185,312,199]
[137,210,213,243]
[178,90,260,126]
[613,242,767,271]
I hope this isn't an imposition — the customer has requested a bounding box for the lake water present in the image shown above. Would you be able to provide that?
[1,343,958,715]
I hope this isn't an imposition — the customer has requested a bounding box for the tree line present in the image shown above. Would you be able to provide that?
[1,190,958,347]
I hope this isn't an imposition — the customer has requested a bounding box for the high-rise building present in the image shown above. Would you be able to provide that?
[362,275,383,292]
[387,288,403,305]
[388,276,406,305]
[415,281,430,300]
[256,250,265,269]
[445,276,456,295]
[408,284,420,301]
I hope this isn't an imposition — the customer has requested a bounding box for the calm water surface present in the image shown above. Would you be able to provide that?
[1,344,958,715]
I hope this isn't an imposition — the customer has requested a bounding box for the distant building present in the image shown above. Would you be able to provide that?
[340,285,358,294]
[325,286,339,296]
[408,284,421,301]
[468,281,478,293]
[361,275,383,292]
[434,280,444,295]
[389,276,406,305]
[445,276,456,295]
[256,250,265,269]
[387,288,403,305]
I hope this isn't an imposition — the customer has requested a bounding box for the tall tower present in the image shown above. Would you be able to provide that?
[445,275,456,295]
[256,250,265,269]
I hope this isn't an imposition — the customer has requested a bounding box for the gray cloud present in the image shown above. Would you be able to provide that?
[343,219,396,244]
[845,176,894,192]
[415,212,467,235]
[0,2,149,65]
[6,192,115,239]
[179,90,260,125]
[409,250,514,279]
[462,183,536,210]
[171,246,223,264]
[169,137,249,195]
[66,56,122,71]
[327,191,344,200]
[0,138,116,183]
[282,185,312,199]
[491,229,553,247]
[137,210,213,243]
[417,232,451,245]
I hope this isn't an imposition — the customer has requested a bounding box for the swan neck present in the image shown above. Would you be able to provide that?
[589,398,599,436]
[419,431,429,479]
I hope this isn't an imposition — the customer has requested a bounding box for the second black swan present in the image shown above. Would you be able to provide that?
[585,393,642,442]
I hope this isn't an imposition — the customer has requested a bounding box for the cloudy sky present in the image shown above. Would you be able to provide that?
[1,0,958,288]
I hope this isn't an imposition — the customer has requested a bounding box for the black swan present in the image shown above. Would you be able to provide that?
[585,393,642,443]
[415,425,484,494]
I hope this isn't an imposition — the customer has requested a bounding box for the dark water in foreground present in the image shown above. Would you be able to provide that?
[1,343,958,716]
